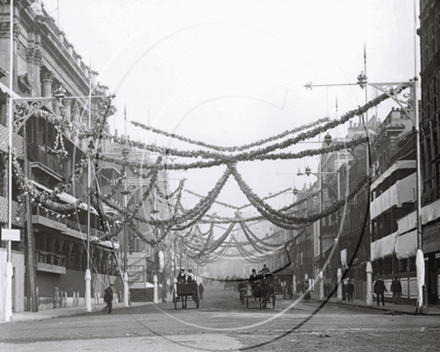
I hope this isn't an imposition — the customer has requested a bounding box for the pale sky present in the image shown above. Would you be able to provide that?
[42,0,418,218]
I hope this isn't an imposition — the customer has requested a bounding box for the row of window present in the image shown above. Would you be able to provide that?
[374,255,416,277]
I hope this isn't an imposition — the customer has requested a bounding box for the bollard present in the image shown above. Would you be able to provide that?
[36,287,39,311]
[53,287,59,308]
[336,268,342,303]
[420,284,428,314]
[293,275,297,295]
[366,262,373,307]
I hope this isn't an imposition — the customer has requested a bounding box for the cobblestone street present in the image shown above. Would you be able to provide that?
[1,286,439,351]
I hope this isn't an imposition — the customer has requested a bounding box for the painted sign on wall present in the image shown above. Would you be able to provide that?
[127,265,144,282]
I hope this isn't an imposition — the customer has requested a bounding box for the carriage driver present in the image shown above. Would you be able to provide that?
[187,269,194,283]
[249,269,257,280]
[259,264,271,276]
[177,268,186,283]
[249,269,258,289]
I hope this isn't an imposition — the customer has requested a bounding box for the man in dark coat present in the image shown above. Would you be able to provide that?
[104,284,114,314]
[390,276,402,305]
[373,277,387,306]
[259,264,271,276]
[199,282,204,299]
[177,269,186,284]
[187,269,194,283]
[346,279,354,302]
[249,269,258,289]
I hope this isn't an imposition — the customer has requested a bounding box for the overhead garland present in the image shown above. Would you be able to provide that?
[93,136,366,172]
[185,186,294,211]
[108,90,393,163]
[13,88,391,261]
[229,162,370,229]
[130,117,330,152]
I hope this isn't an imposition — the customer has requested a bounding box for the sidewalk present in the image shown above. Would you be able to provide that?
[283,292,440,316]
[2,301,151,324]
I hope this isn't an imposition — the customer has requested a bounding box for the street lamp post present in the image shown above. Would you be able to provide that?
[4,0,15,323]
[121,147,130,307]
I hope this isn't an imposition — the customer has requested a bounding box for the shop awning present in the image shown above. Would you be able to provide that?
[55,191,99,215]
[422,198,440,225]
[371,173,416,220]
[340,248,347,269]
[370,232,398,261]
[395,230,417,260]
[396,198,440,237]
[371,160,416,189]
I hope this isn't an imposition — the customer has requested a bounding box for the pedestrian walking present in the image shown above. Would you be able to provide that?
[104,284,114,314]
[390,276,402,305]
[342,280,347,301]
[303,281,311,303]
[346,279,354,302]
[199,282,204,299]
[287,281,293,299]
[373,276,387,306]
[281,280,287,299]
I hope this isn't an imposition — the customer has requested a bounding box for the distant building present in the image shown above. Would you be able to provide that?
[370,108,417,304]
[313,116,376,300]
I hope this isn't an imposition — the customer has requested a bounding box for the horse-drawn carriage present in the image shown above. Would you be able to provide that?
[244,275,276,308]
[173,282,200,309]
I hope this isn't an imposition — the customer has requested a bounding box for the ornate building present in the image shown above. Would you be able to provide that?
[419,0,440,305]
[0,0,118,313]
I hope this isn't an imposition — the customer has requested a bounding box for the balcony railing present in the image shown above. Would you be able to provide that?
[35,249,66,275]
[33,205,105,239]
[34,205,67,225]
[65,219,105,238]
[27,143,64,177]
